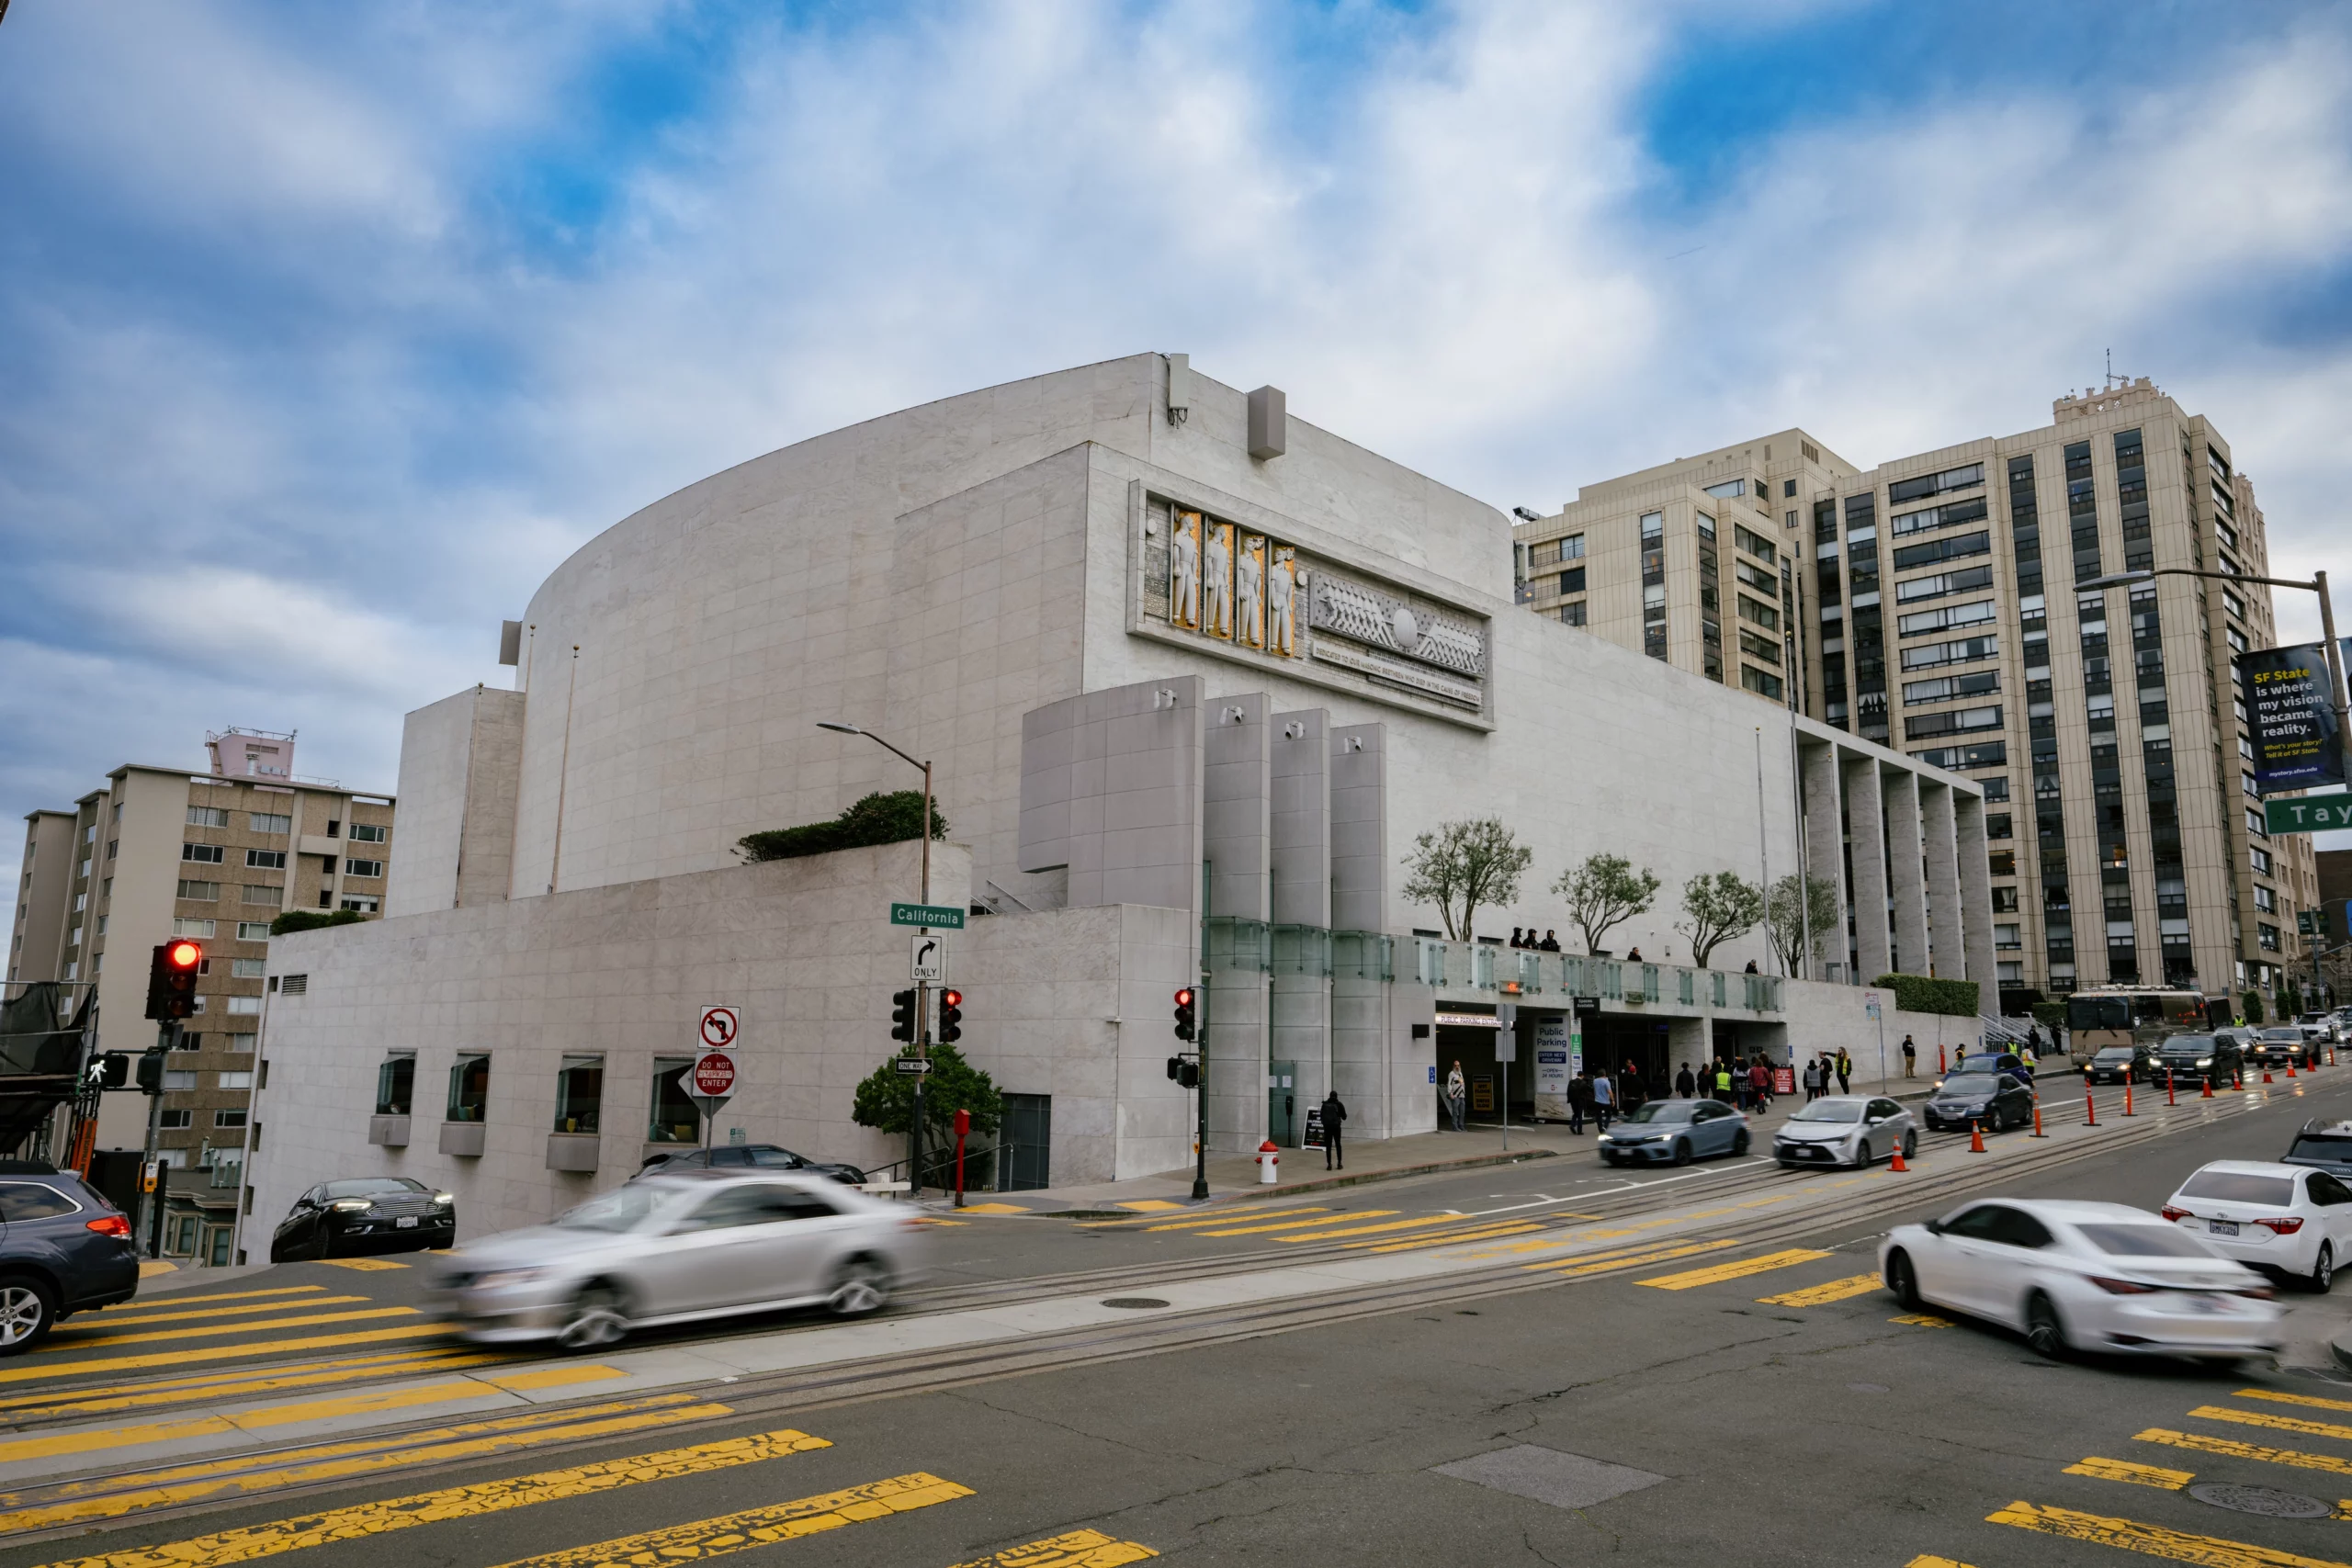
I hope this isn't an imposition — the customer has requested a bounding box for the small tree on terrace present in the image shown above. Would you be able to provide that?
[1676,871,1765,969]
[1400,818,1532,942]
[1555,852,1661,955]
[1765,874,1841,975]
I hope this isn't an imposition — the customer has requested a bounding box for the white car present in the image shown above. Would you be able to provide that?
[2163,1160,2352,1291]
[1879,1198,2281,1362]
[1773,1095,1917,1169]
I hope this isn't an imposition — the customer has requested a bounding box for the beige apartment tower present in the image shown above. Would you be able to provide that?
[1515,379,2321,1009]
[7,729,395,1193]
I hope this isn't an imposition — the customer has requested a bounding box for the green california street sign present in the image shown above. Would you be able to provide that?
[889,901,966,931]
[2265,794,2352,835]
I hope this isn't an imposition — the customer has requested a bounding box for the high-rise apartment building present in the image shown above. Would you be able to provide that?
[7,729,396,1184]
[1514,379,2321,1008]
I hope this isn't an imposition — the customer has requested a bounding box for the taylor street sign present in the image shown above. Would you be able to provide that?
[890,902,966,931]
[893,1056,934,1076]
[2266,794,2352,835]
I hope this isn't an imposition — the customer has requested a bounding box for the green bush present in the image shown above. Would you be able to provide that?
[270,908,368,937]
[2242,989,2265,1025]
[1871,973,1982,1018]
[851,1042,1001,1143]
[2030,999,2067,1032]
[738,790,947,863]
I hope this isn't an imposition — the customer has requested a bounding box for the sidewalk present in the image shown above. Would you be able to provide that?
[934,1073,1945,1216]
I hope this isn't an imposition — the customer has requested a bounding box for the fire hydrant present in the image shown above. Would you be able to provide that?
[1257,1138,1280,1184]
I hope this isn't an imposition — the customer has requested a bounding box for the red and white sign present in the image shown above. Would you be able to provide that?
[691,1052,738,1098]
[698,1005,740,1051]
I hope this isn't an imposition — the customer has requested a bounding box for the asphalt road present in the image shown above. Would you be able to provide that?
[7,1074,2351,1566]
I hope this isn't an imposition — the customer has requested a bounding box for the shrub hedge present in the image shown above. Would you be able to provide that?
[1871,972,1982,1018]
[269,908,368,937]
[739,790,948,864]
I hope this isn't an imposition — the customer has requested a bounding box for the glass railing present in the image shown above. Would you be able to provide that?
[1403,941,1784,1012]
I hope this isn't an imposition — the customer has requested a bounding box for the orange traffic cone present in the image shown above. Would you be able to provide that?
[2123,1081,2135,1117]
[2084,1088,2098,1127]
[2201,1075,2214,1099]
[1891,1143,1909,1172]
[2030,1101,2047,1138]
[2289,1063,2299,1079]
[2166,1071,2177,1105]
[2263,1066,2274,1084]
[1969,1120,1987,1153]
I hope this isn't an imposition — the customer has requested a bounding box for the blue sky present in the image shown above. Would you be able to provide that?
[3,0,2350,884]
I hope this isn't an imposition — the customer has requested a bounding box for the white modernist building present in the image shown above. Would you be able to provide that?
[243,355,1993,1247]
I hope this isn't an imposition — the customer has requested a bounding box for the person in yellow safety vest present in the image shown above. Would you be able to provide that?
[1713,1063,1734,1102]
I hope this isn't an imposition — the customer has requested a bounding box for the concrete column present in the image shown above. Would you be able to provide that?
[1921,782,1962,981]
[1954,792,1996,993]
[1800,739,1849,982]
[1332,724,1407,1135]
[1844,758,1892,983]
[1271,710,1332,1123]
[1204,694,1271,1153]
[1884,770,1928,977]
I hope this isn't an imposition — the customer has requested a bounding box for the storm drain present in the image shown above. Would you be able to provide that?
[1101,1297,1170,1310]
[1433,1446,1667,1511]
[2188,1483,2331,1519]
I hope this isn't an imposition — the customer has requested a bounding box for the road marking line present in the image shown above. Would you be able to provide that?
[1529,1239,1741,1275]
[44,1307,421,1351]
[945,1528,1159,1567]
[2138,1427,2352,1477]
[1905,1557,1976,1568]
[0,1373,544,1464]
[1756,1272,1883,1307]
[0,1396,729,1530]
[1890,1314,1955,1327]
[2067,1457,2194,1490]
[57,1296,371,1330]
[1275,1215,1463,1243]
[318,1259,409,1271]
[25,1426,829,1568]
[2238,1390,2352,1416]
[2192,1405,2352,1443]
[1200,1211,1392,1238]
[137,1262,175,1280]
[93,1287,324,1311]
[0,1324,450,1386]
[481,1472,973,1567]
[0,1349,492,1417]
[1116,1201,1185,1212]
[956,1203,1029,1215]
[1637,1248,1833,1290]
[1988,1496,2352,1566]
[1122,1207,1335,1233]
[481,1364,626,1393]
[1361,1222,1544,1255]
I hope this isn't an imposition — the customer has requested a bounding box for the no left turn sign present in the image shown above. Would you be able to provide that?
[699,1005,741,1051]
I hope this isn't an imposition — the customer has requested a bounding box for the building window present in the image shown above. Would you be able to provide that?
[1736,595,1781,632]
[229,1031,256,1053]
[217,1070,253,1089]
[182,844,225,864]
[1995,924,2021,950]
[237,921,272,941]
[650,1057,700,1144]
[249,812,292,834]
[1703,479,1747,500]
[1733,523,1778,565]
[340,895,381,913]
[2254,885,2276,912]
[245,850,287,870]
[2259,923,2281,953]
[2251,846,2272,875]
[1895,600,1997,638]
[230,958,266,978]
[1740,665,1784,700]
[344,859,384,879]
[159,1109,193,1131]
[554,1055,604,1134]
[215,1109,248,1129]
[177,880,219,901]
[1559,601,1588,627]
[1557,567,1586,594]
[2247,808,2267,839]
[447,1055,491,1122]
[244,885,283,908]
[173,919,217,939]
[349,824,388,844]
[1783,479,1798,498]
[376,1052,416,1116]
[1553,535,1586,563]
[1887,462,1984,505]
[1992,886,2020,913]
[163,1070,198,1091]
[187,807,231,829]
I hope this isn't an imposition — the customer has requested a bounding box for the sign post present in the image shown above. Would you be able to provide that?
[1495,1002,1518,1151]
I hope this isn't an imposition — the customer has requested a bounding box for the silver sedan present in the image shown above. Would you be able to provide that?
[1774,1095,1917,1170]
[424,1170,923,1349]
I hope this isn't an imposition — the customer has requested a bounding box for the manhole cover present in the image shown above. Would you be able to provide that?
[1102,1297,1170,1310]
[2188,1483,2330,1518]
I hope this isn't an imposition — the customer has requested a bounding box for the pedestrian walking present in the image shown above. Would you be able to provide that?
[1747,1057,1770,1111]
[1713,1060,1734,1104]
[1445,1061,1467,1133]
[1901,1033,1917,1077]
[1591,1068,1616,1132]
[1675,1061,1696,1099]
[1835,1047,1852,1095]
[1567,1070,1591,1134]
[1801,1057,1820,1100]
[1320,1089,1348,1170]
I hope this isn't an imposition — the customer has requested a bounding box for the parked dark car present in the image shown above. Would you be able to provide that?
[2248,1028,2315,1072]
[634,1144,869,1185]
[271,1177,455,1261]
[0,1168,139,1354]
[1923,1055,2036,1133]
[2153,1032,2244,1090]
[2082,1043,2160,1085]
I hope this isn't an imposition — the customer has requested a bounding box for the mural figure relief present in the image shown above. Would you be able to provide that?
[1236,535,1265,649]
[1170,510,1202,628]
[1267,547,1297,656]
[1204,521,1234,639]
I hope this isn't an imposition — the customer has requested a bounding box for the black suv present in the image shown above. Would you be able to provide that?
[2083,1043,2160,1085]
[2151,1032,2244,1089]
[0,1167,139,1354]
[634,1144,868,1185]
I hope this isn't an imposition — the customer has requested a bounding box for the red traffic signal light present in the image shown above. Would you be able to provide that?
[1172,987,1196,1042]
[165,941,201,972]
[938,989,963,1044]
[146,942,203,1021]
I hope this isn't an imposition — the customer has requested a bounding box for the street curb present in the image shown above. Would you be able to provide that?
[2331,1330,2352,1376]
[1022,1145,1565,1216]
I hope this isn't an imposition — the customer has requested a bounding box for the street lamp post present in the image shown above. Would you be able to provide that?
[818,721,935,1194]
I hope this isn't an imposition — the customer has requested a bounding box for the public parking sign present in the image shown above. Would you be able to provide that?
[691,1052,738,1098]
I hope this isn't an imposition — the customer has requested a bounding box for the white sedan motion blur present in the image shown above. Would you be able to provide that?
[1879,1198,2282,1362]
[2164,1160,2352,1291]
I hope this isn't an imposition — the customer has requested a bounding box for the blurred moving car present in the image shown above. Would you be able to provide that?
[1879,1198,2281,1361]
[1922,1057,2035,1134]
[2163,1160,2352,1291]
[2249,1028,2316,1072]
[2151,1032,2242,1090]
[0,1168,138,1355]
[2298,1013,2343,1046]
[1773,1096,1916,1169]
[270,1178,455,1262]
[635,1144,868,1185]
[427,1170,920,1348]
[1597,1100,1748,1166]
[2082,1044,2159,1086]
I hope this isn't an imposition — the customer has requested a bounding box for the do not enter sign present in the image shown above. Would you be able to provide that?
[691,1052,737,1098]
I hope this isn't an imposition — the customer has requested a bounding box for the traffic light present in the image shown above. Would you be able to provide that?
[92,1052,130,1089]
[134,1048,166,1095]
[937,989,962,1044]
[1165,1055,1199,1089]
[144,940,202,1021]
[1172,987,1196,1042]
[890,989,918,1043]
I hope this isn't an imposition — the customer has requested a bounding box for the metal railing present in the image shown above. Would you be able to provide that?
[1410,941,1786,1013]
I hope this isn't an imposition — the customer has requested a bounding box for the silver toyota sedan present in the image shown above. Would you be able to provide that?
[425,1170,923,1349]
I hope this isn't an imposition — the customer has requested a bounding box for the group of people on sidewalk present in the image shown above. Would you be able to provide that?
[1799,1050,1855,1100]
[1505,928,1563,951]
[1667,1056,1780,1112]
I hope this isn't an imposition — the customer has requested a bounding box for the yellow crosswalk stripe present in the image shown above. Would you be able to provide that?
[1637,1248,1833,1291]
[483,1364,626,1393]
[2238,1389,2352,1416]
[0,1348,494,1418]
[1362,1221,1544,1254]
[319,1258,409,1271]
[1988,1496,2352,1566]
[0,1323,447,1385]
[0,1394,729,1531]
[1127,1207,1333,1232]
[946,1529,1159,1567]
[96,1286,324,1313]
[1905,1558,1978,1568]
[1275,1215,1456,1243]
[1528,1238,1741,1275]
[28,1426,829,1568]
[483,1472,973,1567]
[1116,1200,1186,1213]
[2191,1404,2352,1443]
[1755,1271,1883,1307]
[57,1296,370,1330]
[45,1306,421,1351]
[2138,1427,2352,1477]
[1199,1211,1385,1238]
[2067,1457,2194,1490]
[1890,1314,1955,1327]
